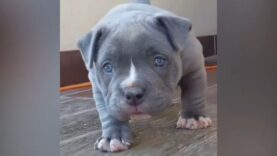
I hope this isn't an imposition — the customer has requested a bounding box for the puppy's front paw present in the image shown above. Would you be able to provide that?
[94,125,132,152]
[176,116,212,129]
[95,137,131,152]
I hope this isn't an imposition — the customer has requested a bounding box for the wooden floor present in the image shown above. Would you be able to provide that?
[60,71,217,156]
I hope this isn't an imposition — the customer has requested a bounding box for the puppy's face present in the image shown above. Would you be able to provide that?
[78,13,192,121]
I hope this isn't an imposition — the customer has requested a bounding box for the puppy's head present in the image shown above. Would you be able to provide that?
[78,13,192,121]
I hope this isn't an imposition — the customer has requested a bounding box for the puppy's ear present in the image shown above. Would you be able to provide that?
[77,28,105,70]
[154,13,192,51]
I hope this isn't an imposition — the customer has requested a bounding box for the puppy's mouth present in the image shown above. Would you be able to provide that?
[128,106,152,121]
[128,105,145,114]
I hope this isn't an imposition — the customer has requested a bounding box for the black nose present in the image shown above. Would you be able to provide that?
[124,87,145,106]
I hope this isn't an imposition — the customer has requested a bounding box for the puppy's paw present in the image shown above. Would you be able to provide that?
[95,137,110,152]
[94,124,132,153]
[95,137,130,152]
[110,139,129,152]
[176,116,212,129]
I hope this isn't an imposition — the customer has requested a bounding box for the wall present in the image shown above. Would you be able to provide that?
[60,0,217,51]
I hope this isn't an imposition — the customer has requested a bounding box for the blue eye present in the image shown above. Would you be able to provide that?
[154,56,166,67]
[103,63,113,73]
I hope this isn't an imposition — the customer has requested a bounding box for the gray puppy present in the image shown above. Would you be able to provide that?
[78,0,212,152]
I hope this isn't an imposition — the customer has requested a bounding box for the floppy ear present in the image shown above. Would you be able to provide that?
[154,13,192,51]
[77,29,104,70]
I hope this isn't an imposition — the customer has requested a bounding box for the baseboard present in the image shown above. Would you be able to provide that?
[206,65,217,71]
[198,35,217,57]
[60,35,217,87]
[60,82,92,92]
[60,50,89,87]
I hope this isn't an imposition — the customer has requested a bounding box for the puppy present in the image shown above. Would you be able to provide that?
[78,0,212,152]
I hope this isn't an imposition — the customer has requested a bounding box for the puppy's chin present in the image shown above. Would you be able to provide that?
[108,99,171,121]
[128,105,152,121]
[130,114,152,121]
[108,104,151,121]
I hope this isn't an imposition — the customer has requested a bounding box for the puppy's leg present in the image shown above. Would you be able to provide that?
[92,84,132,152]
[176,68,212,129]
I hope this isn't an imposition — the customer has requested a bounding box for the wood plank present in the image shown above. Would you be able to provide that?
[60,72,217,156]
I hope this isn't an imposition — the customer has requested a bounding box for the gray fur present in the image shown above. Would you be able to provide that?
[78,0,208,152]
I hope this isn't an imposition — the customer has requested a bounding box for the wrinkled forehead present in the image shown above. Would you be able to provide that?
[97,25,173,64]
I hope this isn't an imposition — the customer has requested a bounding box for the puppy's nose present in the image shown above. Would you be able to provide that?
[124,87,145,106]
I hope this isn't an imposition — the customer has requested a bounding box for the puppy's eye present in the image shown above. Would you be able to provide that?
[103,62,113,73]
[154,56,166,67]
